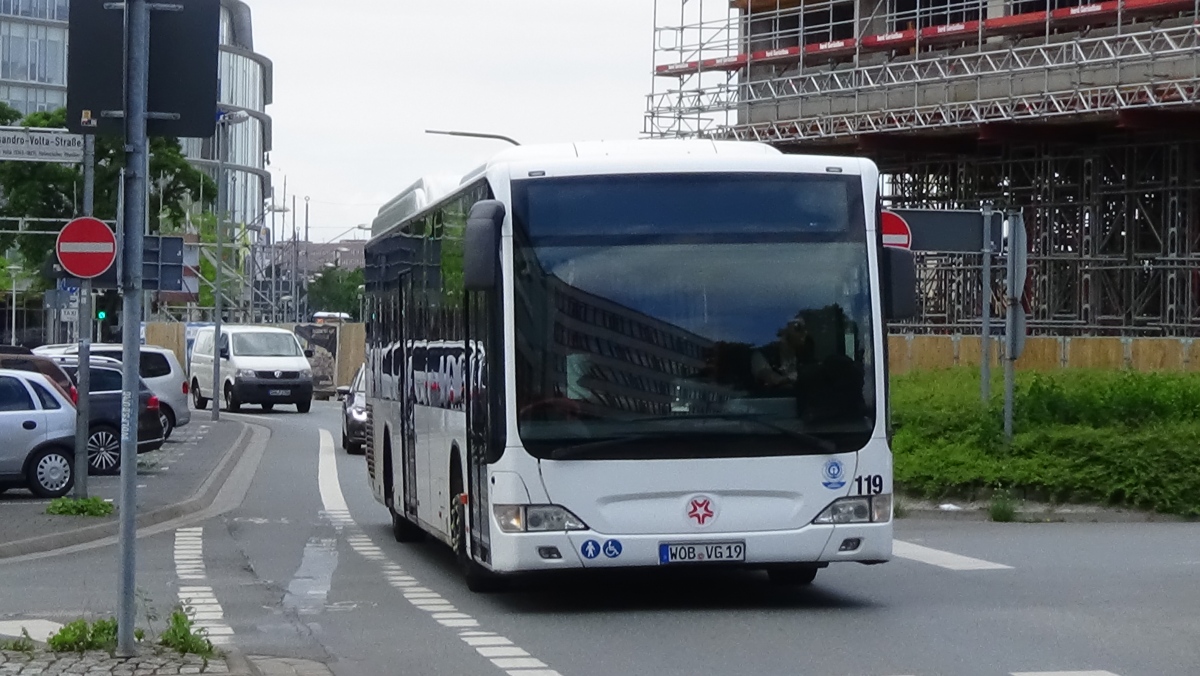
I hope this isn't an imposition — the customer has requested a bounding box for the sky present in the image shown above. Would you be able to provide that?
[247,0,657,244]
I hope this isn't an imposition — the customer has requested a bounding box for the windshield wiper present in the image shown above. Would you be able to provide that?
[632,413,836,453]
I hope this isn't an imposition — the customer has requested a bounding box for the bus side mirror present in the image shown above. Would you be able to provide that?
[882,247,917,321]
[464,200,506,291]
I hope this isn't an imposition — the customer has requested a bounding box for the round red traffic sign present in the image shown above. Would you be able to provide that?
[881,210,912,250]
[56,217,117,279]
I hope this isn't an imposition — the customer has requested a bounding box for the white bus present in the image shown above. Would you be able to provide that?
[362,140,916,591]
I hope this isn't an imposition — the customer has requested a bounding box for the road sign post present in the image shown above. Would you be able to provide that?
[981,204,994,405]
[74,135,97,499]
[1003,211,1028,441]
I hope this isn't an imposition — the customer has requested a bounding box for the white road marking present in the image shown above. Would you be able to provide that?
[316,428,564,676]
[0,619,62,643]
[172,527,235,645]
[893,539,1013,571]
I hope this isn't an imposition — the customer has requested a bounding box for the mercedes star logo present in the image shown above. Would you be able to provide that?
[274,371,282,378]
[687,496,715,526]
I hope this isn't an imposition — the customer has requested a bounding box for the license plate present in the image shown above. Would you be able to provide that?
[659,541,746,564]
[268,389,291,396]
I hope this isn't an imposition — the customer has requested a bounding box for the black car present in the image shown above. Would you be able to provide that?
[338,365,367,455]
[59,362,165,474]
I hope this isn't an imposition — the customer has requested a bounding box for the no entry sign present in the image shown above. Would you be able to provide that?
[881,210,912,250]
[56,217,117,279]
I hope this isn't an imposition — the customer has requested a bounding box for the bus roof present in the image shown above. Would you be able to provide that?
[459,139,781,185]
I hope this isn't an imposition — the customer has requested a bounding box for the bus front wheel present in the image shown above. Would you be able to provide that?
[767,565,820,586]
[390,508,424,543]
[450,495,504,593]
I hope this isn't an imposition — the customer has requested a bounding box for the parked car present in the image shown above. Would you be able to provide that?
[38,344,191,440]
[0,368,77,498]
[55,359,165,474]
[0,354,79,404]
[190,326,315,413]
[338,365,367,454]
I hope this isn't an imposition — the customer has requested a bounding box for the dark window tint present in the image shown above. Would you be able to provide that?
[0,376,34,412]
[141,353,172,378]
[30,381,62,410]
[0,357,70,392]
[91,368,124,392]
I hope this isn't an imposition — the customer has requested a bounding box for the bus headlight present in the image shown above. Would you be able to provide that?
[493,505,588,533]
[813,495,892,524]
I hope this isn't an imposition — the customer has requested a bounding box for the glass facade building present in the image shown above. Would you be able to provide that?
[0,0,272,226]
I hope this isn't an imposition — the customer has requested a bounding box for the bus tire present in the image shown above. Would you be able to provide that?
[767,565,819,586]
[450,494,503,593]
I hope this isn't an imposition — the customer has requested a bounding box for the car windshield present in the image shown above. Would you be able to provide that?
[232,333,302,357]
[511,172,877,460]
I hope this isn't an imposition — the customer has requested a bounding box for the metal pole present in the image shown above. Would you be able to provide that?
[291,195,298,323]
[117,0,149,656]
[303,196,310,322]
[9,279,15,347]
[74,135,96,500]
[1003,211,1018,441]
[212,118,225,422]
[980,204,993,404]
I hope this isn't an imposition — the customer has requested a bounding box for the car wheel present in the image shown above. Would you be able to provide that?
[160,406,176,440]
[27,447,74,498]
[87,425,122,475]
[192,379,209,410]
[224,384,240,413]
[296,399,312,413]
[342,429,349,451]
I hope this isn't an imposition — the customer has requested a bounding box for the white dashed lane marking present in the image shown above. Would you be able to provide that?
[173,526,235,645]
[317,428,563,676]
[892,539,1013,571]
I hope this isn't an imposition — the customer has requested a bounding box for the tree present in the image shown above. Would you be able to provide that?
[307,266,365,320]
[0,106,216,274]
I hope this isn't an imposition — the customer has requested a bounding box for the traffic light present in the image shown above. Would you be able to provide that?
[97,310,107,320]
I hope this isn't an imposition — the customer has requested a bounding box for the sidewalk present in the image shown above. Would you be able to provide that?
[0,650,333,675]
[0,419,252,559]
[0,649,233,674]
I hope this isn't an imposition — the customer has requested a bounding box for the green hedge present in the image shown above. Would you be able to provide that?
[891,368,1200,516]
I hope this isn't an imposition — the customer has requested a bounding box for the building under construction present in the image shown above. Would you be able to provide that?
[647,0,1200,336]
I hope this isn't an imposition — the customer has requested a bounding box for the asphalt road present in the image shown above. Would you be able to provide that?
[3,399,1198,676]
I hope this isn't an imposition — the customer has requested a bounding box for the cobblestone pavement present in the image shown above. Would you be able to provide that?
[0,650,230,674]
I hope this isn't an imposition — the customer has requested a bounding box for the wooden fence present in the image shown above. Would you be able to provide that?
[888,335,1200,374]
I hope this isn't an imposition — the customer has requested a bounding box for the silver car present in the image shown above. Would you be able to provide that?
[35,343,191,439]
[0,368,77,498]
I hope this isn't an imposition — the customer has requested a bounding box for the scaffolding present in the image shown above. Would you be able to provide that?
[647,0,1200,336]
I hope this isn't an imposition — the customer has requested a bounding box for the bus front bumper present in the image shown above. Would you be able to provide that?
[484,521,892,573]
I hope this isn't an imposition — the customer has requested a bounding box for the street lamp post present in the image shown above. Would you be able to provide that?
[7,265,19,346]
[425,129,521,146]
[212,108,250,422]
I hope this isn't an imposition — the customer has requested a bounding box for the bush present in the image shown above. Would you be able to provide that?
[891,368,1200,516]
[47,497,114,517]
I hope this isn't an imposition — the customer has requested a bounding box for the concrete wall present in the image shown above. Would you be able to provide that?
[888,334,1200,374]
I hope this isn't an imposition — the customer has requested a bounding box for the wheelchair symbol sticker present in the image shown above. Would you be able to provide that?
[603,539,623,559]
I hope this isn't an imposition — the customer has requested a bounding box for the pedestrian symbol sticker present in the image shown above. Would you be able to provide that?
[603,539,622,558]
[581,540,601,559]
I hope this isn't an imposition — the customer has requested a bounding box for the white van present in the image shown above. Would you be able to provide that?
[189,326,315,413]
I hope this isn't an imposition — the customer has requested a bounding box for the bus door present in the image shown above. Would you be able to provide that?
[465,293,495,563]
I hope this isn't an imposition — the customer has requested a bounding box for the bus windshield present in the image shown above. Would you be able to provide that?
[511,172,877,460]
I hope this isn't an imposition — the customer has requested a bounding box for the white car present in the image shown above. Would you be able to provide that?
[0,368,77,498]
[36,343,192,439]
[189,326,315,413]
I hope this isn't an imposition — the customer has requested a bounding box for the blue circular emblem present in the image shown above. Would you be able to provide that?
[822,459,847,489]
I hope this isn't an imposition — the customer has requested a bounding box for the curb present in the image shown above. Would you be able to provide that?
[899,508,1194,523]
[223,649,257,676]
[0,422,254,561]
